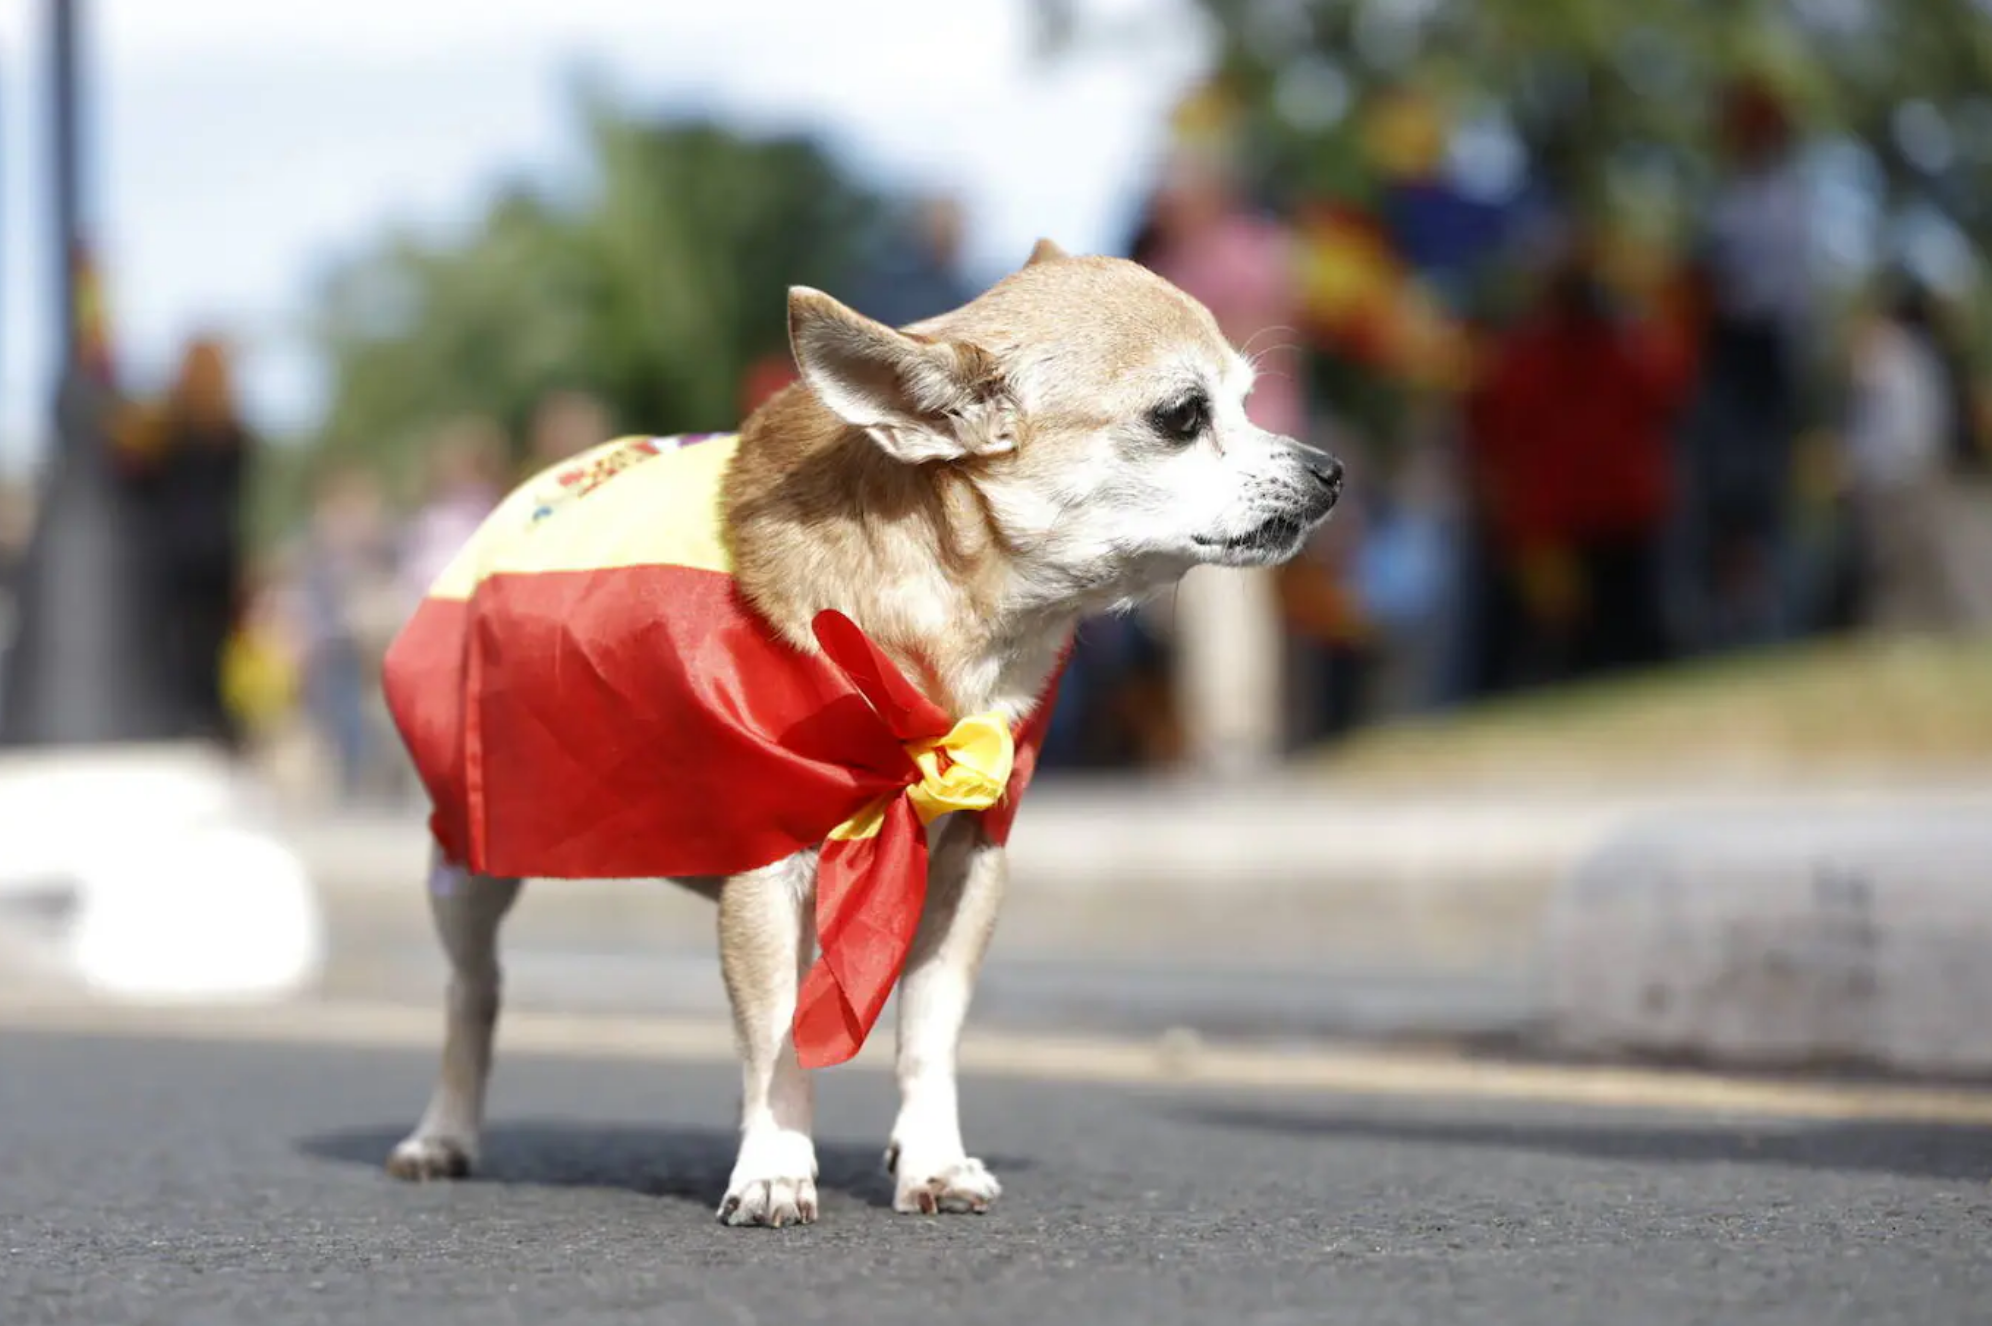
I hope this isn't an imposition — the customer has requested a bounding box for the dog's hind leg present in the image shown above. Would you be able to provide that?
[716,850,819,1227]
[386,850,523,1181]
[885,823,1005,1214]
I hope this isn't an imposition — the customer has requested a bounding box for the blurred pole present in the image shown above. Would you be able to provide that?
[1,47,7,457]
[1174,566,1283,780]
[0,47,9,709]
[0,0,181,747]
[53,0,80,361]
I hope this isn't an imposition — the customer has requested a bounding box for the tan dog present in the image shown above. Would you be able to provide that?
[385,239,1342,1225]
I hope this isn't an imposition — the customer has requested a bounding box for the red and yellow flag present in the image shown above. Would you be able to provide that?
[383,432,1064,1068]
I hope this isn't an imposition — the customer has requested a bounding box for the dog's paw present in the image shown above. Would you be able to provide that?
[718,1175,819,1228]
[385,1135,474,1181]
[891,1154,1001,1215]
[719,1129,819,1228]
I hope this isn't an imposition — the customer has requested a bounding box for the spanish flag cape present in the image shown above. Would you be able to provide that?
[382,432,1065,1068]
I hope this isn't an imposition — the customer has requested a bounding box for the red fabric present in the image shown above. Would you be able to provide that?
[801,796,929,1066]
[1464,315,1692,553]
[382,564,1065,1068]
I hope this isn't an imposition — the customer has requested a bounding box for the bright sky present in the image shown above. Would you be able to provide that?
[0,0,1210,470]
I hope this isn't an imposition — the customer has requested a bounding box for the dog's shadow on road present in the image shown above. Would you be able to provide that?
[299,1122,1032,1210]
[1168,1103,1992,1181]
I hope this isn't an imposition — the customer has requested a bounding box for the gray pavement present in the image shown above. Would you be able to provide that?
[3,1023,1990,1325]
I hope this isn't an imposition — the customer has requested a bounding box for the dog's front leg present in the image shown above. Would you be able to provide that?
[885,823,1005,1214]
[716,850,819,1227]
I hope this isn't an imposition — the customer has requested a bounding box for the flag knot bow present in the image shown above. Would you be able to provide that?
[831,713,1016,842]
[908,715,1015,822]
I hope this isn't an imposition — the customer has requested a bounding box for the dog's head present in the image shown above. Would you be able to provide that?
[787,239,1341,613]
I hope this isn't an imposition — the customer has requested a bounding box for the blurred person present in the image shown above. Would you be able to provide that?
[1134,150,1313,771]
[399,416,510,611]
[852,194,978,330]
[1264,412,1465,739]
[296,461,405,803]
[1839,279,1976,633]
[1462,239,1693,691]
[0,480,31,703]
[0,478,29,599]
[0,479,30,560]
[1275,473,1376,743]
[123,334,256,747]
[1927,301,1992,630]
[524,388,612,475]
[1137,154,1308,440]
[1958,381,1992,627]
[1677,77,1816,651]
[1352,413,1466,718]
[219,547,327,801]
[220,550,305,751]
[383,418,510,797]
[1039,610,1177,770]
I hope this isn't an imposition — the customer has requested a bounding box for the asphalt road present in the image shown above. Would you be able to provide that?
[3,1024,1989,1326]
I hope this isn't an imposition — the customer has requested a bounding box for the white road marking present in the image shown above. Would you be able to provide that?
[4,994,1992,1127]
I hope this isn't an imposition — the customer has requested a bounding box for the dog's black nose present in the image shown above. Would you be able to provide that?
[1302,448,1344,493]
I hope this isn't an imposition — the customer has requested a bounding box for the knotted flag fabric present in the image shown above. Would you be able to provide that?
[382,432,1064,1067]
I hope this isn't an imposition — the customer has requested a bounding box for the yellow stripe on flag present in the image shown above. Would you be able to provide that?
[427,434,741,602]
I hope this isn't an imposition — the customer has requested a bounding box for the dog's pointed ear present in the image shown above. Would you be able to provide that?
[788,286,1014,464]
[1024,237,1070,268]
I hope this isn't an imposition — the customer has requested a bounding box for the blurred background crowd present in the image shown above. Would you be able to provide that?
[3,0,1991,804]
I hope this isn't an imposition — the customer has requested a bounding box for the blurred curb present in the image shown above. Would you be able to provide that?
[0,743,326,1001]
[283,776,1633,971]
[274,774,1992,1066]
[1546,796,1992,1077]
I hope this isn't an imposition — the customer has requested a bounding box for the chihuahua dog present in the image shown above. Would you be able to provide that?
[384,238,1342,1225]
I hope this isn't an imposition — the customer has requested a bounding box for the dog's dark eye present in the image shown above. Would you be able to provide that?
[1148,392,1209,445]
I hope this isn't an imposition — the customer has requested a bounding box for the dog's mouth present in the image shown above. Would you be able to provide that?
[1193,514,1307,554]
[1191,502,1330,560]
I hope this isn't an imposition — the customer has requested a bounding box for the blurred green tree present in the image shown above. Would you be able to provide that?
[308,98,884,483]
[1036,0,1992,260]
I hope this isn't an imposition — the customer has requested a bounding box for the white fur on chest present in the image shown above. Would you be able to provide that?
[947,626,1069,727]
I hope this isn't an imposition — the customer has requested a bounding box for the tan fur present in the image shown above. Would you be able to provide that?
[722,389,1020,713]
